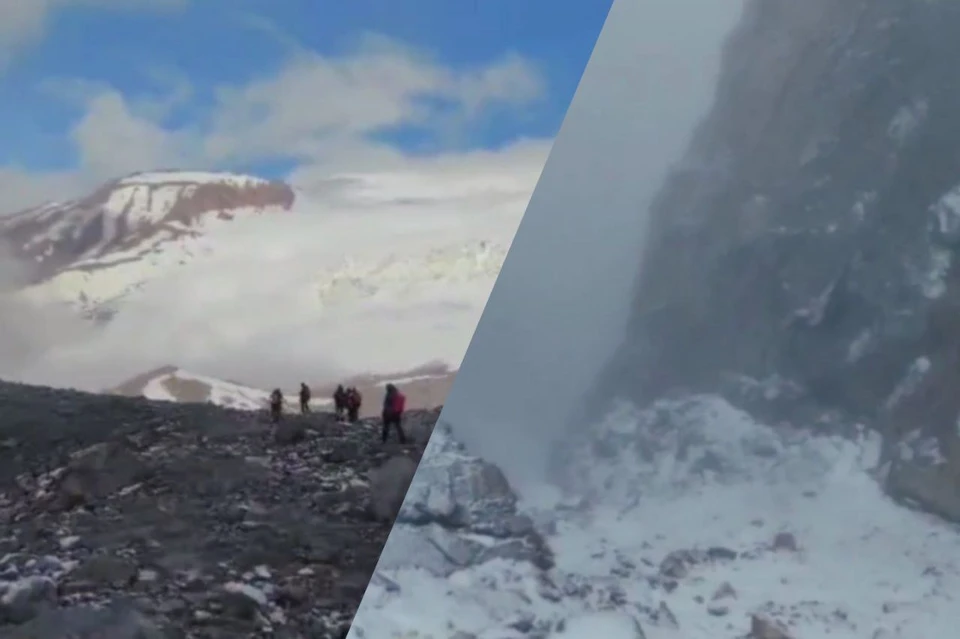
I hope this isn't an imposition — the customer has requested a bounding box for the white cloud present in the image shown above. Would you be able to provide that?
[202,39,545,165]
[287,138,551,209]
[0,0,186,71]
[1,31,550,215]
[71,89,189,178]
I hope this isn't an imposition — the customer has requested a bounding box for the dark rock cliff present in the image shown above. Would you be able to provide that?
[590,0,960,521]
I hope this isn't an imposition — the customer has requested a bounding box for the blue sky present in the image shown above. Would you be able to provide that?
[0,0,612,187]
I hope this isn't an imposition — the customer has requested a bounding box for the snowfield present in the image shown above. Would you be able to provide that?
[349,395,960,639]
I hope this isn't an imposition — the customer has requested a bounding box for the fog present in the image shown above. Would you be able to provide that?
[0,154,543,393]
[441,0,747,489]
[0,240,100,386]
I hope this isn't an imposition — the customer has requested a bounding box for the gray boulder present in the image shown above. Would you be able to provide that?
[377,424,553,576]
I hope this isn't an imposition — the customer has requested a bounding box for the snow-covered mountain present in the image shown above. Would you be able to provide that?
[351,396,960,639]
[1,168,526,389]
[2,170,294,284]
[5,169,510,317]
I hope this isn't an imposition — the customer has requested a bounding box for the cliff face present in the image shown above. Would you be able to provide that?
[594,0,960,520]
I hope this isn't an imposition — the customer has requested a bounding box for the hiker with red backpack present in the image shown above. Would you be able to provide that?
[381,383,408,444]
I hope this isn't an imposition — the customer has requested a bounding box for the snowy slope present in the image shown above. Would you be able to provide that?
[350,396,960,639]
[4,170,290,283]
[113,365,332,412]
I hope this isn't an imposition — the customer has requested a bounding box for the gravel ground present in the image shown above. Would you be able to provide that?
[0,380,438,638]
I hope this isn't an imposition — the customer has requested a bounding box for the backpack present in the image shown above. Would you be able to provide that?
[391,392,406,414]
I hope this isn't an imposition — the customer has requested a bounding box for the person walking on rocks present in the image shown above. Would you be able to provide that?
[381,383,408,444]
[299,382,311,414]
[346,387,362,423]
[333,384,347,421]
[269,388,284,424]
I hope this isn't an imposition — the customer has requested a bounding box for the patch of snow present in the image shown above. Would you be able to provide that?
[137,368,332,412]
[117,170,270,188]
[887,99,928,144]
[373,373,448,387]
[884,356,931,411]
[930,185,960,242]
[895,429,946,466]
[222,581,268,606]
[846,328,873,362]
[920,247,951,298]
[142,375,176,403]
[789,277,838,327]
[850,191,877,222]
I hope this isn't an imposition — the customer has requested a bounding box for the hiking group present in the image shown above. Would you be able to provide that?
[268,381,408,444]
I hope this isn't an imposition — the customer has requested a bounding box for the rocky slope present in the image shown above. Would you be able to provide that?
[0,379,438,638]
[587,0,960,522]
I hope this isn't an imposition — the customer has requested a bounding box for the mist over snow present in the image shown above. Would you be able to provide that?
[441,0,748,489]
[1,148,546,392]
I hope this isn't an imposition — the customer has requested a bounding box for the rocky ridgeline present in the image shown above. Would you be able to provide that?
[0,380,437,638]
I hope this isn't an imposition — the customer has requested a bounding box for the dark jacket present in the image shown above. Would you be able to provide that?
[383,384,405,415]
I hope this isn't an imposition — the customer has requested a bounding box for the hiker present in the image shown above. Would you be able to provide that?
[381,383,408,444]
[333,384,347,421]
[269,388,284,424]
[299,382,311,415]
[346,387,362,423]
